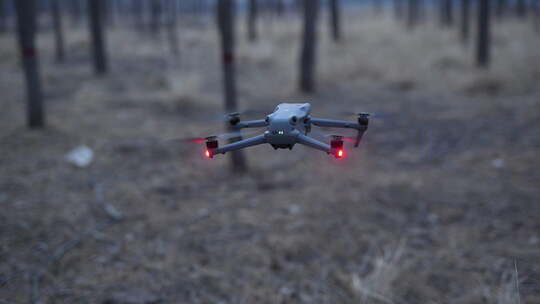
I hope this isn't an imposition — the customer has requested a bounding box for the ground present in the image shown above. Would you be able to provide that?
[1,10,540,304]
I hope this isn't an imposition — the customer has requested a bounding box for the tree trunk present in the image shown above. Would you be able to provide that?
[132,0,144,31]
[372,0,383,14]
[534,0,540,32]
[167,0,179,56]
[88,0,108,75]
[299,0,320,93]
[15,0,45,128]
[68,0,82,25]
[106,0,115,27]
[417,0,425,21]
[440,0,453,26]
[495,0,507,18]
[516,0,527,17]
[151,0,162,35]
[329,0,341,42]
[460,0,470,44]
[217,0,247,173]
[394,0,404,20]
[247,0,258,42]
[51,0,65,63]
[407,0,419,29]
[0,0,6,33]
[476,0,491,68]
[275,0,285,16]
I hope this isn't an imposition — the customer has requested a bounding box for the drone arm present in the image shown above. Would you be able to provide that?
[296,134,331,153]
[214,134,267,155]
[310,118,363,130]
[233,119,268,129]
[311,116,369,148]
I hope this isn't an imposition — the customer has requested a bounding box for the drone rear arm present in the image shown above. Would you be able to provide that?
[213,134,267,155]
[311,116,369,148]
[296,134,331,153]
[310,118,364,130]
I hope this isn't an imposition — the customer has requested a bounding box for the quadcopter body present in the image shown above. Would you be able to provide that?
[204,103,369,159]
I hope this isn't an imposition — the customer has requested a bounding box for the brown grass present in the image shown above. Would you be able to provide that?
[1,8,540,303]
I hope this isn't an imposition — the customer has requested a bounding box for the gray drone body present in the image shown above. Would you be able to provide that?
[205,103,369,159]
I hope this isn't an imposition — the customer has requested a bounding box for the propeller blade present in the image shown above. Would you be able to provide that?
[336,110,396,120]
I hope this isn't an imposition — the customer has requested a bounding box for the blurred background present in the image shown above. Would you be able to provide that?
[1,0,539,303]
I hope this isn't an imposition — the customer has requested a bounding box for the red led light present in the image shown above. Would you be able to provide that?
[205,150,211,158]
[337,149,344,158]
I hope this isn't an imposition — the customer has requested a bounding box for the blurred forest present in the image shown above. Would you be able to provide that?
[1,0,540,303]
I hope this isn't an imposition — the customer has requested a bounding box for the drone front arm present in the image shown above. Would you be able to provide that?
[310,118,364,130]
[296,134,331,153]
[233,119,268,129]
[213,134,267,155]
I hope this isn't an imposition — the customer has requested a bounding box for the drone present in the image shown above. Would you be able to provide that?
[196,103,369,159]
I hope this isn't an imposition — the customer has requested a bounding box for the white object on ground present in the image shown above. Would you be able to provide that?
[491,158,505,169]
[66,145,94,168]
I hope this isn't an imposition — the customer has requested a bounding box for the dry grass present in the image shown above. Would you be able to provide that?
[1,8,540,303]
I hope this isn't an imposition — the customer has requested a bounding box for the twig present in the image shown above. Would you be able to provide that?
[94,183,124,221]
[29,176,123,304]
[30,273,41,304]
[29,220,115,304]
[514,260,521,304]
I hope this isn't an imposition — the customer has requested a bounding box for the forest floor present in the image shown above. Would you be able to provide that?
[1,11,540,304]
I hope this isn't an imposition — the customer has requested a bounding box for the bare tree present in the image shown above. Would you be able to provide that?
[495,0,507,18]
[516,0,527,17]
[394,0,405,20]
[460,0,470,44]
[217,0,247,173]
[477,0,491,68]
[0,0,6,33]
[167,0,179,56]
[407,0,419,29]
[247,0,258,42]
[329,0,341,42]
[150,0,162,35]
[15,0,45,128]
[50,0,65,63]
[132,0,145,31]
[440,0,453,26]
[372,0,383,14]
[275,0,285,16]
[88,0,108,75]
[299,0,320,93]
[105,0,116,27]
[68,0,83,25]
[533,0,540,32]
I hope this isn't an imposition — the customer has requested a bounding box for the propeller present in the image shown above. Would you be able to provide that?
[336,110,395,120]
